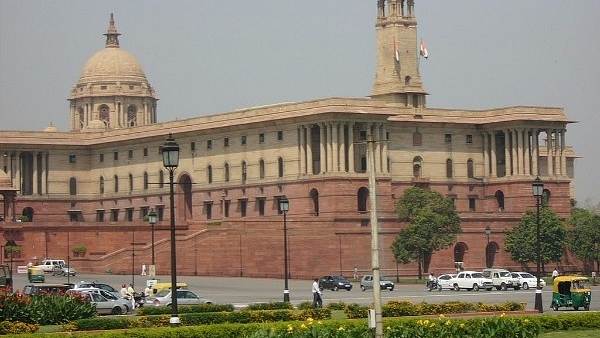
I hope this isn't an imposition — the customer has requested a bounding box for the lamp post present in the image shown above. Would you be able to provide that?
[131,226,135,288]
[485,225,492,268]
[148,208,157,276]
[162,133,180,326]
[532,176,544,313]
[279,197,290,302]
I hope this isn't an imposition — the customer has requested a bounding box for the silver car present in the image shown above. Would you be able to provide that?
[52,263,76,276]
[146,289,211,307]
[68,289,128,315]
[360,275,394,291]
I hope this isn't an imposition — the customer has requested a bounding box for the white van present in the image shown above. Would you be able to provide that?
[37,259,66,273]
[482,268,521,291]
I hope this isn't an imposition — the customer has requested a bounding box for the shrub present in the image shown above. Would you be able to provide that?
[246,301,294,310]
[326,301,347,310]
[137,303,234,315]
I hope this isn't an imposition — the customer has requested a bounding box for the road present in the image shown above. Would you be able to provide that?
[12,272,600,312]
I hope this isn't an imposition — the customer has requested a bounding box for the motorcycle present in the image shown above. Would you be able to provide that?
[426,279,442,292]
[133,292,146,308]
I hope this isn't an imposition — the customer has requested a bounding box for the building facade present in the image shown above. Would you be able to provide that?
[1,1,577,279]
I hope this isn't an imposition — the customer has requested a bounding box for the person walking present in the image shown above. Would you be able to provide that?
[312,278,322,308]
[552,268,559,280]
[127,283,136,309]
[141,263,147,276]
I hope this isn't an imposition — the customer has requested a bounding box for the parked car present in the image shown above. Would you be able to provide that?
[360,275,394,291]
[511,272,546,290]
[452,271,493,291]
[68,289,128,315]
[146,289,211,307]
[436,274,456,290]
[482,268,521,291]
[318,275,353,291]
[68,287,132,313]
[22,283,73,296]
[52,263,77,276]
[71,281,121,298]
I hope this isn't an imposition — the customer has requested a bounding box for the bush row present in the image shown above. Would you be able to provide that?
[10,313,600,338]
[137,303,235,316]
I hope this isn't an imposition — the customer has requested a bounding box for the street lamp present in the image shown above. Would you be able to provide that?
[148,208,157,276]
[485,225,492,268]
[532,176,544,313]
[162,133,180,326]
[485,225,491,244]
[279,197,290,302]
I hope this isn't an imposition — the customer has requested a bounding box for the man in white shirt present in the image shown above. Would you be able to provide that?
[312,278,322,308]
[427,273,436,288]
[552,269,559,280]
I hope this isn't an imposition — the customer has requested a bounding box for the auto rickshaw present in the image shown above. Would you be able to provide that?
[550,276,591,311]
[27,267,45,283]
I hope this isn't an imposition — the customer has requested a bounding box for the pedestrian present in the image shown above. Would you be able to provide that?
[552,268,559,280]
[141,263,147,276]
[120,283,130,300]
[312,278,322,308]
[353,267,359,280]
[127,283,136,309]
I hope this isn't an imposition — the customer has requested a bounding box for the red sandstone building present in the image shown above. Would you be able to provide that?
[0,1,577,279]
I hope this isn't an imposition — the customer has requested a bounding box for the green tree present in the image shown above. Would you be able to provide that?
[390,187,461,278]
[504,208,567,272]
[567,208,600,273]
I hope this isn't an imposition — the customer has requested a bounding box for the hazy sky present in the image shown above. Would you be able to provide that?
[1,1,599,205]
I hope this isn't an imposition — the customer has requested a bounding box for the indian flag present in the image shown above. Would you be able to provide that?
[420,39,428,59]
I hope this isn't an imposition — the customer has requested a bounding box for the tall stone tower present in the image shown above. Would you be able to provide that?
[371,0,427,107]
[68,14,158,132]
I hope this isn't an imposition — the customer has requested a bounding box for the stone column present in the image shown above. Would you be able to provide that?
[307,125,313,175]
[348,123,355,173]
[381,125,389,173]
[523,129,531,176]
[504,130,511,177]
[482,132,489,177]
[516,129,524,175]
[332,122,339,172]
[532,129,539,175]
[32,152,38,195]
[320,124,326,173]
[546,129,554,177]
[339,124,347,172]
[511,129,518,176]
[560,129,567,176]
[299,126,306,175]
[490,131,497,177]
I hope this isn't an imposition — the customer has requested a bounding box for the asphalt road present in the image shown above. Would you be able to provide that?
[12,272,600,312]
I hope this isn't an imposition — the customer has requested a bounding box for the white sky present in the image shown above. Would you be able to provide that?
[1,1,599,205]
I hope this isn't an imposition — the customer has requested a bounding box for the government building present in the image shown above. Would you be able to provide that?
[0,1,577,279]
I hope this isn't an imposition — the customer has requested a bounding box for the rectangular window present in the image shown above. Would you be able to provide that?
[466,134,473,144]
[207,140,212,150]
[140,206,149,220]
[125,208,134,222]
[191,141,196,151]
[156,206,164,221]
[143,148,148,157]
[224,200,230,217]
[412,132,422,146]
[101,85,107,90]
[259,133,265,143]
[445,134,452,143]
[96,210,105,222]
[206,203,212,220]
[277,131,283,141]
[468,197,476,211]
[128,149,133,159]
[240,200,247,217]
[69,154,76,163]
[224,137,229,147]
[99,153,104,162]
[241,136,247,145]
[359,130,367,141]
[110,209,119,222]
[258,199,265,216]
[113,151,119,161]
[129,85,134,90]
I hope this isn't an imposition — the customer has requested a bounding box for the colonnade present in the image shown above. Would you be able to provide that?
[482,128,567,178]
[70,101,156,131]
[2,151,48,196]
[297,122,388,175]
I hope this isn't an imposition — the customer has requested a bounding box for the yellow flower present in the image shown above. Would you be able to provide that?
[445,320,451,326]
[307,317,314,323]
[287,325,293,332]
[387,326,391,330]
[301,324,307,330]
[338,326,345,331]
[460,323,466,329]
[439,314,445,320]
[318,321,322,325]
[417,319,423,326]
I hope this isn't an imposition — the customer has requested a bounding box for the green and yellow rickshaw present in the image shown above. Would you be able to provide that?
[550,276,591,311]
[27,267,45,283]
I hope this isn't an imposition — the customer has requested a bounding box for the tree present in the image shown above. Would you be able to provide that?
[567,208,600,273]
[390,187,461,278]
[504,208,567,272]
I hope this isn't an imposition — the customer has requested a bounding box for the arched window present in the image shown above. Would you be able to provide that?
[159,170,164,188]
[114,175,119,193]
[542,189,551,207]
[207,165,213,184]
[143,172,149,190]
[241,161,247,183]
[494,191,505,211]
[129,174,133,192]
[69,177,77,195]
[278,157,284,178]
[259,159,265,179]
[413,156,423,178]
[467,159,474,178]
[446,158,453,178]
[357,187,369,213]
[127,105,137,127]
[99,104,110,127]
[224,163,230,182]
[99,176,105,194]
[78,107,85,129]
[310,188,320,216]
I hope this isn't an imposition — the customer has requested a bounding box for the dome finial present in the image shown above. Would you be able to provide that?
[104,13,121,48]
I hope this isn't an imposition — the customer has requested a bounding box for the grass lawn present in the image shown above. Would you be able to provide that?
[541,330,600,338]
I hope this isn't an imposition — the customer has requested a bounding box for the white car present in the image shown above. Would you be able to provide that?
[68,287,132,313]
[452,271,493,291]
[68,289,129,315]
[437,274,457,290]
[511,272,546,290]
[145,289,212,307]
